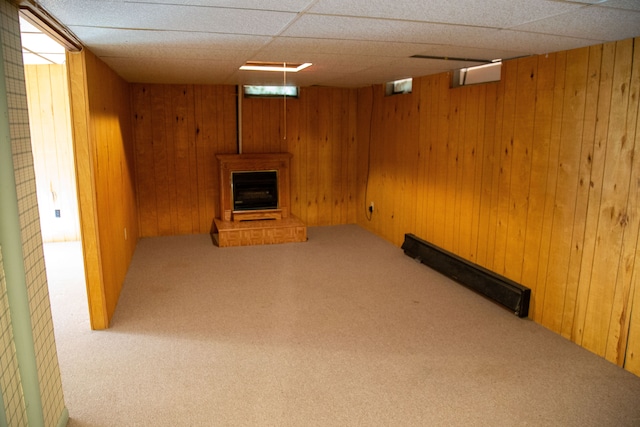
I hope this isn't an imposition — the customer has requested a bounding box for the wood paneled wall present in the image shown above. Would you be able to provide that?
[67,49,138,329]
[131,84,237,236]
[131,86,357,233]
[242,87,358,226]
[118,37,640,374]
[24,64,80,242]
[357,38,640,375]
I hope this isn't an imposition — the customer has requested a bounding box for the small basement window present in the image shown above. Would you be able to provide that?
[452,61,501,87]
[244,85,298,98]
[385,78,412,96]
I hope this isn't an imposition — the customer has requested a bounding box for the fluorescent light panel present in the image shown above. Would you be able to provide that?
[240,61,312,72]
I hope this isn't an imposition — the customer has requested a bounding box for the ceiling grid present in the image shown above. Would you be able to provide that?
[23,0,640,87]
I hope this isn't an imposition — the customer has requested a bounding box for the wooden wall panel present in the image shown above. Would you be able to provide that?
[24,64,80,243]
[521,52,557,322]
[540,47,590,333]
[356,37,640,376]
[241,87,357,227]
[67,49,138,328]
[131,84,237,236]
[134,86,357,231]
[580,39,636,359]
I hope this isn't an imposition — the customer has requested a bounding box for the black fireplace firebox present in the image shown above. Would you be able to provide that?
[232,170,278,211]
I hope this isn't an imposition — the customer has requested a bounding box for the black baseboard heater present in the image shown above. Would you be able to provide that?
[401,233,530,318]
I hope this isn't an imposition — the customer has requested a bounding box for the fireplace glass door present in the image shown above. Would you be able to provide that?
[231,170,278,211]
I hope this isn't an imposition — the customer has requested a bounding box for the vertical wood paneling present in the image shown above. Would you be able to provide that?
[347,90,358,224]
[573,42,616,346]
[357,37,640,376]
[541,47,590,333]
[581,39,635,358]
[403,79,421,244]
[432,74,451,248]
[317,88,332,226]
[534,51,566,323]
[356,86,373,227]
[475,82,498,267]
[67,48,138,328]
[24,64,80,243]
[605,38,640,367]
[521,52,556,320]
[131,84,237,236]
[561,45,603,339]
[305,87,320,225]
[459,86,486,262]
[493,59,518,276]
[131,85,157,236]
[504,56,537,282]
[240,87,356,227]
[133,85,355,234]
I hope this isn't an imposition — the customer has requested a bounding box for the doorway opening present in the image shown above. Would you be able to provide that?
[20,14,90,330]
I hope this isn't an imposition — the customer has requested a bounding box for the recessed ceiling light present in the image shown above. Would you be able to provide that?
[239,61,312,72]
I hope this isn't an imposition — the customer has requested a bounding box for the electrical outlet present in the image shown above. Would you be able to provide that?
[55,209,61,218]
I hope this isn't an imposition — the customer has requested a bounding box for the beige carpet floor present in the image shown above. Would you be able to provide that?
[45,225,640,427]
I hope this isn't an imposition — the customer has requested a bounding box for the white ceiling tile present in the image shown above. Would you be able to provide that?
[102,57,238,84]
[32,0,640,87]
[123,0,317,12]
[383,57,490,73]
[38,0,297,35]
[265,38,527,63]
[282,15,499,45]
[67,27,271,60]
[263,37,431,58]
[599,0,640,11]
[308,0,582,28]
[481,30,604,54]
[229,69,323,87]
[511,6,640,41]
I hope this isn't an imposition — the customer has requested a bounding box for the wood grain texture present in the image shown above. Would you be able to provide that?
[356,38,640,376]
[131,84,237,235]
[132,86,356,232]
[92,37,640,374]
[67,49,138,329]
[240,87,357,227]
[24,64,80,243]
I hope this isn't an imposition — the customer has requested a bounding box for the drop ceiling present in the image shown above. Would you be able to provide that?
[27,0,640,88]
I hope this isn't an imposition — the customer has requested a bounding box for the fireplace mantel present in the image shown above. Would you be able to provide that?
[213,153,306,247]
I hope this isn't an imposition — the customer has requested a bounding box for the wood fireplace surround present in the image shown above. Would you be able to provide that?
[213,153,307,247]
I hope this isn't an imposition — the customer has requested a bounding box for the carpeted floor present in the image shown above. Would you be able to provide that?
[45,225,640,426]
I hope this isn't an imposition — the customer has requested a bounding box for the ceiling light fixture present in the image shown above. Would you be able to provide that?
[239,61,312,72]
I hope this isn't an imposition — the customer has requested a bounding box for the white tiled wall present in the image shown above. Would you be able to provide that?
[1,0,66,425]
[0,247,27,427]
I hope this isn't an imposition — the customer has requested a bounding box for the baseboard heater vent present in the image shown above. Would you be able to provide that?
[401,234,530,318]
